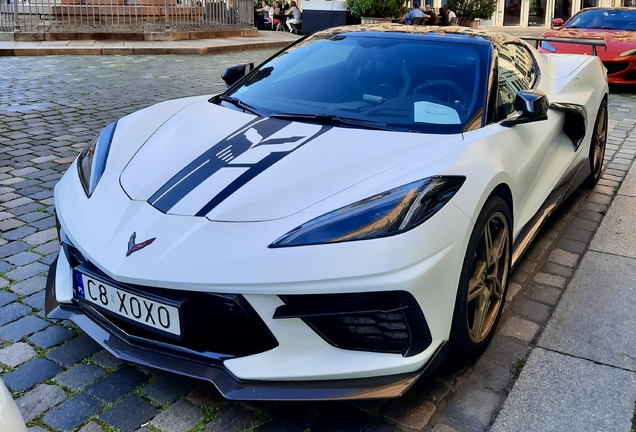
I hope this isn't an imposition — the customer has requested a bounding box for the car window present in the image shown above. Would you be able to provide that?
[565,9,636,30]
[226,34,490,135]
[497,43,536,117]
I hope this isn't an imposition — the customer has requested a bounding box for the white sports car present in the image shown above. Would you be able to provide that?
[45,25,608,400]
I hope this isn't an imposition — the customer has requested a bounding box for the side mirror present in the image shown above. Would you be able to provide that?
[501,90,549,127]
[221,63,254,87]
[551,18,564,29]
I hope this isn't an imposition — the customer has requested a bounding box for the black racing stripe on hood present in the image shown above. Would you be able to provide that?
[195,125,332,217]
[148,118,291,213]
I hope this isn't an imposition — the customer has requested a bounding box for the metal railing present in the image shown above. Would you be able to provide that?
[0,0,253,34]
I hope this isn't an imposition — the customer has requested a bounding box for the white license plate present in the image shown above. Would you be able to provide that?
[75,272,181,336]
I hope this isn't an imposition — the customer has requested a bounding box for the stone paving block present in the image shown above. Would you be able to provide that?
[31,216,56,230]
[523,285,561,306]
[532,272,566,289]
[19,211,47,223]
[576,209,603,223]
[539,252,636,372]
[431,425,459,432]
[28,325,75,349]
[11,276,47,296]
[444,385,503,432]
[498,316,539,343]
[505,282,521,301]
[85,364,149,403]
[383,393,435,432]
[6,261,48,281]
[554,238,586,255]
[39,254,57,266]
[511,299,552,323]
[16,384,67,423]
[0,219,25,232]
[42,392,103,432]
[79,421,105,432]
[151,399,203,432]
[0,301,32,326]
[2,226,37,242]
[22,290,45,310]
[91,349,124,370]
[33,241,60,255]
[0,342,37,367]
[562,226,594,244]
[185,382,225,408]
[469,356,512,392]
[483,335,529,369]
[0,290,17,307]
[411,377,451,403]
[308,404,369,432]
[47,334,101,367]
[55,364,107,391]
[3,197,34,209]
[0,315,50,342]
[100,395,159,432]
[0,241,29,258]
[491,348,636,432]
[6,251,41,266]
[24,227,57,246]
[547,249,579,267]
[142,372,194,406]
[11,203,44,216]
[3,358,63,392]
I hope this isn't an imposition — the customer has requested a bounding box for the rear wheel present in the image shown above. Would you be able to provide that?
[585,99,608,188]
[450,196,511,358]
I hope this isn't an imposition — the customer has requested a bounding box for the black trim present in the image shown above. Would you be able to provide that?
[275,291,433,358]
[45,259,448,400]
[522,37,606,56]
[549,102,587,149]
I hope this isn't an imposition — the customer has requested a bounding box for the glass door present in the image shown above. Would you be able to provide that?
[504,0,521,25]
[553,0,571,21]
[528,0,546,26]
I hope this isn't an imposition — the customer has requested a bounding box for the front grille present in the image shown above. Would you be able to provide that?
[603,62,629,75]
[65,244,278,358]
[275,292,432,357]
[623,70,636,81]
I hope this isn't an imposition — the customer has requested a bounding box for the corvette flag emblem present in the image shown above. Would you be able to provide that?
[126,232,156,257]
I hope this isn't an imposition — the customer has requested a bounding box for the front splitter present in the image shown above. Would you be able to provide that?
[45,259,448,401]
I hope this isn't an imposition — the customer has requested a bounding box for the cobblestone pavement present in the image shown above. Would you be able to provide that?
[0,53,634,432]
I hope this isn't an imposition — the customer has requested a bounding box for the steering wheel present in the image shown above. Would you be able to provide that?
[413,80,470,111]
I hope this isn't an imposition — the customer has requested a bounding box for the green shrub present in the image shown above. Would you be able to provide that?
[347,0,405,18]
[447,0,497,19]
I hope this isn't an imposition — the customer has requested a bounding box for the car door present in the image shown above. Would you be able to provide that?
[497,43,577,237]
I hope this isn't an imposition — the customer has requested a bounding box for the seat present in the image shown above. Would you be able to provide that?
[411,16,422,25]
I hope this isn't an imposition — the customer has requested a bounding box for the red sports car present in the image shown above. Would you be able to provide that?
[540,7,636,84]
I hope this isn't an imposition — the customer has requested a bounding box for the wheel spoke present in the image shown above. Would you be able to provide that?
[468,261,487,301]
[484,223,494,266]
[470,290,491,341]
[491,228,507,262]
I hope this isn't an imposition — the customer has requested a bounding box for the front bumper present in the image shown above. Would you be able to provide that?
[45,253,448,400]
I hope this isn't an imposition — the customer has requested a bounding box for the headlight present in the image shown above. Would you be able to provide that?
[270,176,465,248]
[77,121,117,197]
[540,41,557,53]
[618,49,636,58]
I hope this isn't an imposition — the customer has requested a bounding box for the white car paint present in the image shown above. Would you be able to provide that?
[0,379,27,432]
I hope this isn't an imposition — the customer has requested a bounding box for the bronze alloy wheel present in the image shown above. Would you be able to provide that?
[586,99,608,187]
[466,212,510,343]
[450,195,511,358]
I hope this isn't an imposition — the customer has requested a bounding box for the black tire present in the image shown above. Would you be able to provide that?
[584,98,608,188]
[449,195,512,359]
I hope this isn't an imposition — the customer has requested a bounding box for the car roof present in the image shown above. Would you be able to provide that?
[313,24,523,48]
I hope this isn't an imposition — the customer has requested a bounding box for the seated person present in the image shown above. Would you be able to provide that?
[285,1,302,33]
[268,1,282,30]
[400,1,426,24]
[256,0,270,28]
[422,4,436,25]
[445,6,457,25]
[439,7,449,25]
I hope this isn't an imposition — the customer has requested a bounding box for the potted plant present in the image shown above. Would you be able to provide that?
[447,0,497,27]
[347,0,405,23]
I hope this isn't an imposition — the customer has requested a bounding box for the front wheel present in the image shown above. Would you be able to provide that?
[585,98,608,188]
[449,195,511,359]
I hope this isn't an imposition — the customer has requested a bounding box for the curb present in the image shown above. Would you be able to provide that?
[0,40,292,56]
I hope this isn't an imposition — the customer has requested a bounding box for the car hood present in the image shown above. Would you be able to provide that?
[543,28,636,58]
[119,101,464,222]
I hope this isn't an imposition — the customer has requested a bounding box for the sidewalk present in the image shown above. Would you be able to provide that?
[492,148,636,427]
[0,25,546,56]
[0,30,299,56]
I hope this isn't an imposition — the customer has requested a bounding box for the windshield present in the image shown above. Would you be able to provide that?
[223,33,490,134]
[565,9,636,30]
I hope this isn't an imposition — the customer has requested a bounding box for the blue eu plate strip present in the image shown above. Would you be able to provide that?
[74,270,85,298]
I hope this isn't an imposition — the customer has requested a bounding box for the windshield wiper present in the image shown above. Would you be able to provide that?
[215,95,260,116]
[270,113,390,131]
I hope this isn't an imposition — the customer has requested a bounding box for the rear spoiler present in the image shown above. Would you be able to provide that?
[521,37,607,56]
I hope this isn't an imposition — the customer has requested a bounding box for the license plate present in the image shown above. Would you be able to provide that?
[74,271,181,336]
